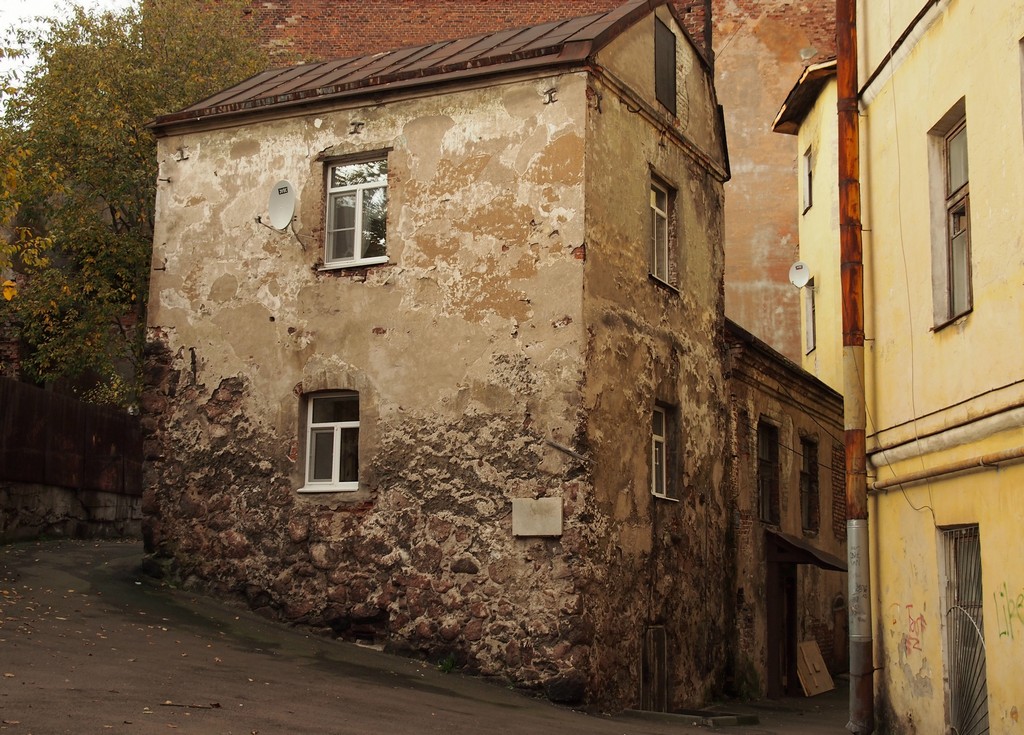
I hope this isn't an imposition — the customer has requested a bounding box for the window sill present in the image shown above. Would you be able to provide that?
[648,274,680,294]
[298,483,359,493]
[319,256,389,272]
[931,308,972,333]
[651,492,680,502]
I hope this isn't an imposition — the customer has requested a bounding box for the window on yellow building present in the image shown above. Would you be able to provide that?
[804,278,816,355]
[802,147,813,213]
[944,120,971,319]
[928,99,972,327]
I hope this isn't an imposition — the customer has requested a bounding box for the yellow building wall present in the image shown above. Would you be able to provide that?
[795,78,842,392]
[859,0,1024,730]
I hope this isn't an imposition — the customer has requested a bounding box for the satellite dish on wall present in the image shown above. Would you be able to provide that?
[268,180,295,230]
[789,261,811,289]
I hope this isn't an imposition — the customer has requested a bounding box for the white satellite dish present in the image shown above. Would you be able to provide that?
[788,261,811,289]
[267,180,295,230]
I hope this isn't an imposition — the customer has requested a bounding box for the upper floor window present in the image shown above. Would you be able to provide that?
[804,278,816,355]
[800,438,819,533]
[651,404,680,501]
[654,16,676,116]
[324,159,388,268]
[802,147,813,213]
[928,100,971,326]
[944,120,971,320]
[650,177,678,287]
[757,420,780,524]
[302,391,359,492]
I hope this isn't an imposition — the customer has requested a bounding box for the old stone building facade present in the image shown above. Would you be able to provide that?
[144,1,731,710]
[724,319,847,698]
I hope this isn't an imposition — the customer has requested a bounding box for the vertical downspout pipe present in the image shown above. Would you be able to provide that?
[837,0,874,732]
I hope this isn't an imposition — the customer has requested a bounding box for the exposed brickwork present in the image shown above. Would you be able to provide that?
[248,1,709,63]
[712,0,835,359]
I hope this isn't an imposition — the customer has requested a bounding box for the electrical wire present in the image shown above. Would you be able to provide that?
[864,0,937,525]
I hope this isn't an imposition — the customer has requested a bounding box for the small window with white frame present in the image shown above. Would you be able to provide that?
[651,404,679,500]
[324,158,388,268]
[650,177,677,286]
[302,391,359,492]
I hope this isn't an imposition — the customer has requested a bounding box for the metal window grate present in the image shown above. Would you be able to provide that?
[941,526,989,735]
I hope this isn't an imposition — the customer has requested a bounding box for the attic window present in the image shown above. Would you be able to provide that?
[655,17,677,116]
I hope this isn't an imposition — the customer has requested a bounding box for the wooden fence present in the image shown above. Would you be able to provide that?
[0,377,142,495]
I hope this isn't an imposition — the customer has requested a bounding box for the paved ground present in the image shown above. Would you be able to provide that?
[0,539,851,734]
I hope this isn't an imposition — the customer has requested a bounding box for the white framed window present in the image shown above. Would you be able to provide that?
[802,147,813,213]
[324,159,388,268]
[650,178,675,285]
[302,391,359,492]
[651,404,679,501]
[652,406,668,498]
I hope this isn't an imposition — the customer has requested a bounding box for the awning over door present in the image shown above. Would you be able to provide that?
[765,529,847,572]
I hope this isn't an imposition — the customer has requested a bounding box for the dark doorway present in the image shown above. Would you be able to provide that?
[766,561,798,697]
[763,530,847,698]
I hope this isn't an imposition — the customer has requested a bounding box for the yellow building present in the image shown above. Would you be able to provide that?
[775,1,1024,732]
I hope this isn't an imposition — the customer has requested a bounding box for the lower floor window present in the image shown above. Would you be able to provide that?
[303,391,359,491]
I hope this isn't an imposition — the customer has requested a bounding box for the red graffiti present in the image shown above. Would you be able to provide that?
[890,602,927,656]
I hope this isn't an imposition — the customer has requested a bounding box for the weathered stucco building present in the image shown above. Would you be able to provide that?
[243,0,835,361]
[144,1,731,710]
[724,319,846,699]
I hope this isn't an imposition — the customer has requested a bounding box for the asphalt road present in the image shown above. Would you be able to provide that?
[0,539,849,734]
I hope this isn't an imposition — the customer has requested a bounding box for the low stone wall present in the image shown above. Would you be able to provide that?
[0,483,142,542]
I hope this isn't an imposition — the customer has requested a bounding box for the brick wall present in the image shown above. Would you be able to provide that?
[248,0,709,64]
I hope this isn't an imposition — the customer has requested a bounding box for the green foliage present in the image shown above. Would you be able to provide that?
[437,652,458,673]
[0,0,269,407]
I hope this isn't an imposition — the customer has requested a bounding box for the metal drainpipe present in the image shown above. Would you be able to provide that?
[837,0,874,732]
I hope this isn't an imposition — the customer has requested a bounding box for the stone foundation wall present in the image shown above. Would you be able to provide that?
[142,336,599,700]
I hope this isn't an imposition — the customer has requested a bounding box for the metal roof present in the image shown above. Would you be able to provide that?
[772,58,837,136]
[152,0,673,133]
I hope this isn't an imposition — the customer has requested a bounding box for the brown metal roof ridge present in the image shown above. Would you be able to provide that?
[151,0,671,133]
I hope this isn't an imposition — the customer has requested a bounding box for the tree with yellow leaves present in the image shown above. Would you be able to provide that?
[0,0,270,407]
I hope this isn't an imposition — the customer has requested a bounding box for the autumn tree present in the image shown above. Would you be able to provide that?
[0,0,271,407]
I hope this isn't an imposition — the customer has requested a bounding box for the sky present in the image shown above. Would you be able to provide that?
[1,0,136,79]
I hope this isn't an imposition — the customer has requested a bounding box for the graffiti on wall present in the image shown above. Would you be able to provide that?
[993,582,1024,641]
[890,602,927,656]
